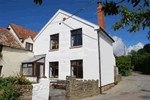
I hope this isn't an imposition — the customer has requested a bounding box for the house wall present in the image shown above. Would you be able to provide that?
[99,31,115,86]
[22,37,34,48]
[34,10,115,87]
[34,12,99,82]
[0,46,34,77]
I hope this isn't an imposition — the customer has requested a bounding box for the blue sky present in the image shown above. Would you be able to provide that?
[0,0,149,51]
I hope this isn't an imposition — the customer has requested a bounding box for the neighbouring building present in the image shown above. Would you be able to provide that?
[0,23,37,77]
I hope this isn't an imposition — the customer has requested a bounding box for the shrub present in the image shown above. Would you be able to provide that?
[0,84,20,100]
[114,81,118,85]
[14,73,32,85]
[116,56,131,76]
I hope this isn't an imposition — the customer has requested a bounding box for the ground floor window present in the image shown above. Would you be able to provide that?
[22,63,33,76]
[71,60,83,78]
[0,66,2,76]
[49,62,58,78]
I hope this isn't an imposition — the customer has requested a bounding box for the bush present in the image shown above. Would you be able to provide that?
[0,84,21,100]
[114,81,118,85]
[116,56,131,76]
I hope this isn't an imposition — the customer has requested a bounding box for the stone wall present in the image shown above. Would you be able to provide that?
[101,83,114,92]
[66,76,99,100]
[115,74,122,82]
[16,85,33,100]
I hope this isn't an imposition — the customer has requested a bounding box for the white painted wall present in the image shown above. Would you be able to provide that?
[34,10,115,87]
[0,46,34,77]
[22,37,34,48]
[32,78,49,100]
[26,77,37,82]
[99,31,115,86]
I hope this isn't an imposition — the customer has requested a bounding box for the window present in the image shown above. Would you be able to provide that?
[71,60,83,78]
[50,34,59,50]
[26,42,33,51]
[0,66,2,76]
[71,28,82,46]
[49,62,58,78]
[22,63,33,76]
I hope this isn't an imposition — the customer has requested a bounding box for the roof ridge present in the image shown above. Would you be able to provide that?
[10,23,38,33]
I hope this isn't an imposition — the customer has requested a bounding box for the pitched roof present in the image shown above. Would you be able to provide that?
[0,28,24,49]
[10,23,38,40]
[34,9,114,43]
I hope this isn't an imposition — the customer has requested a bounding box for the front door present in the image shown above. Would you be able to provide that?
[36,63,44,82]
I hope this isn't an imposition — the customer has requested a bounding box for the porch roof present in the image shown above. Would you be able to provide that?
[22,54,46,63]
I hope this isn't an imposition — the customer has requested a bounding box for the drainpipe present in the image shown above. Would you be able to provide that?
[97,30,102,94]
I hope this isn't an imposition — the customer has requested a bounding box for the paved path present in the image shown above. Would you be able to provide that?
[81,72,150,100]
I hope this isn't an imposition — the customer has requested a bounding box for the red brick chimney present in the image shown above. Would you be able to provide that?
[97,1,105,30]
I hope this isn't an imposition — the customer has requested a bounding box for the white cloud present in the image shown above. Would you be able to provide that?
[126,42,144,54]
[112,36,126,56]
[112,36,144,56]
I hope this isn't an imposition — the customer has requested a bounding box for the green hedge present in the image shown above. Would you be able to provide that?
[116,56,131,76]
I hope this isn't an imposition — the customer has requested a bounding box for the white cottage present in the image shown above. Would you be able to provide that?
[25,2,116,89]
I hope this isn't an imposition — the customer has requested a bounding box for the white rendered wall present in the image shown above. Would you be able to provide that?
[0,46,34,77]
[26,77,37,82]
[22,37,34,48]
[99,31,115,86]
[34,12,99,82]
[32,78,49,100]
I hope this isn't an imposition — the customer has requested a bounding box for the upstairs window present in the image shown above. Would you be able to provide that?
[26,42,33,51]
[71,28,82,46]
[50,34,59,50]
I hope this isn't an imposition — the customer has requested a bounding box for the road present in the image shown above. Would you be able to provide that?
[81,72,150,100]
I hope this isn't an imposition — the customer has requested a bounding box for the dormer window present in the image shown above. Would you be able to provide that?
[26,42,33,51]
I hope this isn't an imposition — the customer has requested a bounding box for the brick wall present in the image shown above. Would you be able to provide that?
[66,76,100,100]
[115,74,122,82]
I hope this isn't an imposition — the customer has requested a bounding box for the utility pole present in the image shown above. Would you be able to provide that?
[124,45,126,56]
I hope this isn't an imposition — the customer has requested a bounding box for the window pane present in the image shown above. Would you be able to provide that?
[78,67,83,78]
[71,61,76,65]
[77,35,82,45]
[77,29,82,34]
[77,60,82,66]
[72,35,77,46]
[30,44,33,51]
[23,68,32,75]
[51,34,59,49]
[39,65,44,77]
[55,67,58,78]
[71,30,76,35]
[23,64,27,67]
[71,66,77,77]
[28,64,32,67]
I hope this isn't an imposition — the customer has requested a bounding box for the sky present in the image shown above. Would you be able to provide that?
[0,0,149,56]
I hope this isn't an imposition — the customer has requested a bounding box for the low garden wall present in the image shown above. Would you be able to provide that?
[115,74,122,82]
[32,78,49,100]
[66,76,99,100]
[16,85,33,100]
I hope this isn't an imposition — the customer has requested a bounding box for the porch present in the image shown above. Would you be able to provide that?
[22,54,46,82]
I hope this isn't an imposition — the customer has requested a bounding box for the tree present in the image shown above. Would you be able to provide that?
[102,0,150,39]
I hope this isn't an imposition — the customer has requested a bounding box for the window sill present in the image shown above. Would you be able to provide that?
[49,49,59,52]
[70,45,82,49]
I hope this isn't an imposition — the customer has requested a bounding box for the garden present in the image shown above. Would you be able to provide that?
[0,73,36,100]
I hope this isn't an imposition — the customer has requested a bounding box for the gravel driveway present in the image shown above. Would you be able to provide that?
[81,72,150,100]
